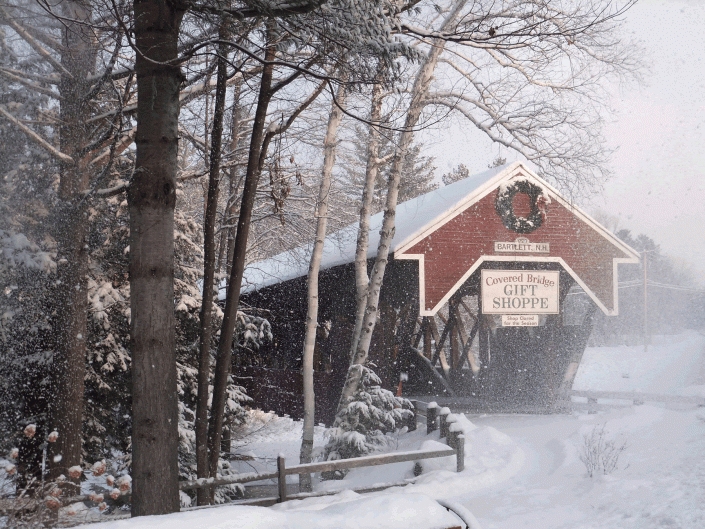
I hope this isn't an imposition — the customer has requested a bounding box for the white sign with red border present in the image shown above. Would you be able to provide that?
[481,270,559,314]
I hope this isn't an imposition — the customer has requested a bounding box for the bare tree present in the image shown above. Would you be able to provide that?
[194,22,234,507]
[299,81,346,492]
[338,0,467,409]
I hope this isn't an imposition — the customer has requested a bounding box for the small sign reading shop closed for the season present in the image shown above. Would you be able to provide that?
[501,314,539,327]
[481,270,559,314]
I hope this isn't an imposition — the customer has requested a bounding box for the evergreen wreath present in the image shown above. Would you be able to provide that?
[495,180,545,234]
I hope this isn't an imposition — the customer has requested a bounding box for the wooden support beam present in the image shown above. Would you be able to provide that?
[450,319,460,370]
[429,316,451,375]
[411,347,457,397]
[449,296,481,375]
[449,302,466,372]
[459,299,478,324]
[413,317,426,349]
[478,319,489,371]
[423,318,432,360]
[464,318,481,374]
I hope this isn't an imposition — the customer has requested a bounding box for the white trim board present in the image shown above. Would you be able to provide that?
[395,254,635,317]
[394,162,639,261]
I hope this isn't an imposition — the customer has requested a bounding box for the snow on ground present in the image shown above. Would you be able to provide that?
[70,330,705,529]
[573,331,705,397]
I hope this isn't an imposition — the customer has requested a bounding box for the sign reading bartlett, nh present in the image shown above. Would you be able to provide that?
[481,270,559,314]
[494,237,549,254]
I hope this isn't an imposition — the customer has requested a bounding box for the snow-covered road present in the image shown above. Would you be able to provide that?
[463,331,705,529]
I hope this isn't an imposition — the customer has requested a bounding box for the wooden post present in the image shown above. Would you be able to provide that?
[439,407,451,439]
[447,423,464,472]
[426,402,438,434]
[455,434,465,472]
[407,404,417,432]
[588,397,597,414]
[450,303,460,371]
[277,455,287,502]
[478,306,490,396]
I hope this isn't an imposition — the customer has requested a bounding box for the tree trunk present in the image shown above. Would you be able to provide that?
[129,0,186,516]
[47,0,96,490]
[195,27,230,507]
[349,81,384,361]
[337,1,465,411]
[300,83,346,492]
[223,81,244,277]
[207,40,277,486]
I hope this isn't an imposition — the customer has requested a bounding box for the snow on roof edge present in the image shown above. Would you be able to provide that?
[229,163,514,298]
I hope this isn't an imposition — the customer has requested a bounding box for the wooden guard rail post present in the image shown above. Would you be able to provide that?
[409,399,439,434]
[439,407,451,439]
[426,402,439,434]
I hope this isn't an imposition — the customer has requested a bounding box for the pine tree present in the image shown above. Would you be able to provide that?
[343,123,437,213]
[323,365,412,477]
[0,92,58,484]
[441,163,470,186]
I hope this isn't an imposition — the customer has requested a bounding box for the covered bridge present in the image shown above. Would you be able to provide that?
[233,162,639,423]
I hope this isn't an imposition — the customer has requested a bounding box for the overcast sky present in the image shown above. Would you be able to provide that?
[597,0,705,283]
[423,0,705,285]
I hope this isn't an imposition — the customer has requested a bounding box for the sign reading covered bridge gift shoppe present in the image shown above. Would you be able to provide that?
[481,270,560,314]
[393,162,639,317]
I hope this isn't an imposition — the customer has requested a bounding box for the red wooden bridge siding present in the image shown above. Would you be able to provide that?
[404,170,627,313]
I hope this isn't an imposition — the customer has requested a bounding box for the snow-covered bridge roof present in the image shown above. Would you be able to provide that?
[237,163,509,294]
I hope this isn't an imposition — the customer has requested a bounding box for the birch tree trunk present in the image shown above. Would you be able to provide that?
[337,1,466,411]
[348,81,384,361]
[195,27,229,507]
[299,83,346,492]
[129,0,186,515]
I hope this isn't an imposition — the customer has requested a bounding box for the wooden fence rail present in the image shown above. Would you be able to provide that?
[275,447,460,502]
[567,390,705,413]
[181,444,462,502]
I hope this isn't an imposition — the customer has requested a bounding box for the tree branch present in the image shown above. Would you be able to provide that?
[258,76,328,172]
[0,66,60,85]
[0,4,71,77]
[193,0,327,21]
[0,105,73,164]
[0,68,61,99]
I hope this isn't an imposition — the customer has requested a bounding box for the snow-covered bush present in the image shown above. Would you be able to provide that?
[323,365,413,477]
[1,436,131,525]
[579,424,628,477]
